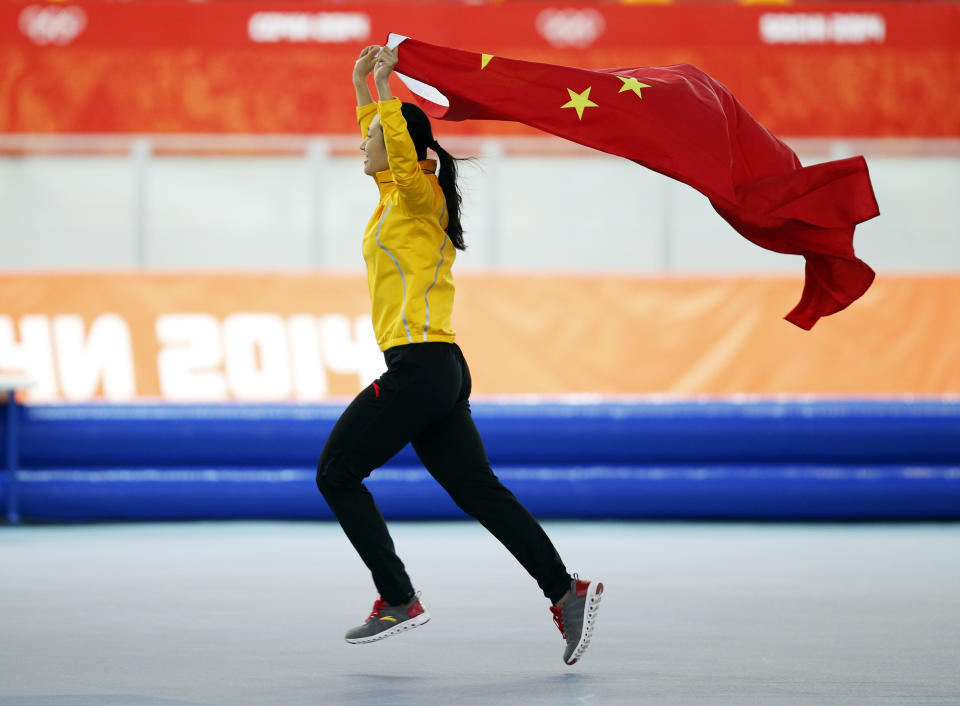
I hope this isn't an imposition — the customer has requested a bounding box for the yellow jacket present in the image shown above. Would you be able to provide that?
[358,99,457,352]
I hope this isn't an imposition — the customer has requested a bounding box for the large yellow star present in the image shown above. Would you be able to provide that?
[617,76,651,99]
[561,87,598,120]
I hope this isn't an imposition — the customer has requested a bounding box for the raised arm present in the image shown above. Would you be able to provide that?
[353,46,379,108]
[354,46,379,138]
[373,47,437,214]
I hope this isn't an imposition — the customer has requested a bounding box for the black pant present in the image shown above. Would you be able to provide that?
[316,342,571,606]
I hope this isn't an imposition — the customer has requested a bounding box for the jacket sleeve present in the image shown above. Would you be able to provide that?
[377,98,437,214]
[357,103,377,139]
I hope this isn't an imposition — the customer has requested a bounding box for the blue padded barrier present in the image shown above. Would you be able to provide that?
[13,399,960,468]
[2,398,959,521]
[12,466,960,522]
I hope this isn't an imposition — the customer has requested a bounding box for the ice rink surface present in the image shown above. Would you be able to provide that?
[1,521,959,706]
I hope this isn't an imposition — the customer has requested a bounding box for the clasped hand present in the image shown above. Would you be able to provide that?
[354,45,398,87]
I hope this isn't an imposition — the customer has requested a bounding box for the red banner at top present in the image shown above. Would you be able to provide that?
[3,2,955,49]
[1,2,958,135]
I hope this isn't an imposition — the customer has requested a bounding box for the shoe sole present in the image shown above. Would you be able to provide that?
[565,582,603,665]
[345,610,431,645]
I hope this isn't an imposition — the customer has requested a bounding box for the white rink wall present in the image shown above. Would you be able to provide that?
[0,136,957,272]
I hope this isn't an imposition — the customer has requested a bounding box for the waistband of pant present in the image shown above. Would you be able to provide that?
[383,341,460,365]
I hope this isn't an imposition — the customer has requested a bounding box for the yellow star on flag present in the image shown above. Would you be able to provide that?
[561,87,598,120]
[481,54,494,70]
[617,76,651,99]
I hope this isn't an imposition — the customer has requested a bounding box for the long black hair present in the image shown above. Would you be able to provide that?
[400,102,466,250]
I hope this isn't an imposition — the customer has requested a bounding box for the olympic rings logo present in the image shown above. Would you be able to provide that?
[535,9,606,49]
[19,5,87,46]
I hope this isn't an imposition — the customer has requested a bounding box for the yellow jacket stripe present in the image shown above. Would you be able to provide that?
[359,99,457,352]
[373,202,411,342]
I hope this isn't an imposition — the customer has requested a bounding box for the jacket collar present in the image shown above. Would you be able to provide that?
[374,159,438,194]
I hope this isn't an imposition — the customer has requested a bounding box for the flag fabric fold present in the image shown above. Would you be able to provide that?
[388,34,880,329]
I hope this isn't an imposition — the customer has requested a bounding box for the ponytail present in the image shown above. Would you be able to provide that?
[429,140,465,251]
[400,102,467,251]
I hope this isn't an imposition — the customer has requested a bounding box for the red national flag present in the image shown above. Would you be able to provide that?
[388,34,880,330]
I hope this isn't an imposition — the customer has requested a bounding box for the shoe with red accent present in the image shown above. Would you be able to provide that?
[550,575,603,665]
[344,593,430,644]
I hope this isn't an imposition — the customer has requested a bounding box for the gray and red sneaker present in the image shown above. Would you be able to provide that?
[344,594,431,644]
[550,576,604,665]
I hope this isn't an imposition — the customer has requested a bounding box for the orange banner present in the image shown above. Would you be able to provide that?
[0,273,957,401]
